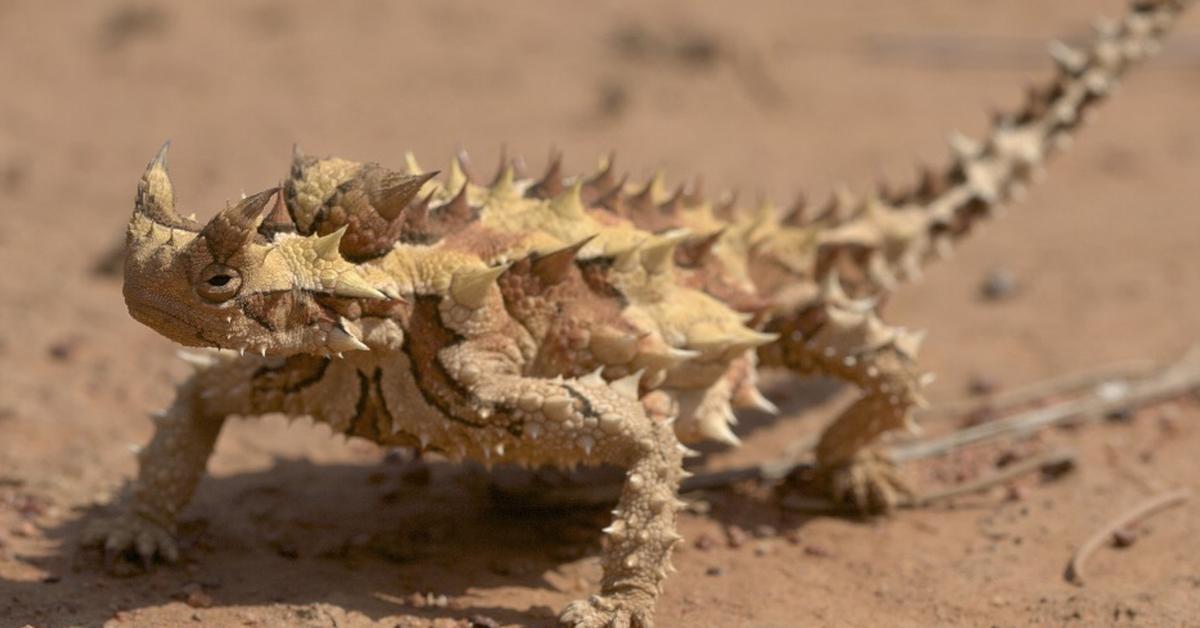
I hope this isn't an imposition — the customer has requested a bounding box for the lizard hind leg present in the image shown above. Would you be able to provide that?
[760,296,930,514]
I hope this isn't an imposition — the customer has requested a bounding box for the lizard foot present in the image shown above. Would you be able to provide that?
[83,513,179,573]
[559,593,653,628]
[821,449,913,514]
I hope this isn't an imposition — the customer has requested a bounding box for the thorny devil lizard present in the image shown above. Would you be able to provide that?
[85,1,1193,626]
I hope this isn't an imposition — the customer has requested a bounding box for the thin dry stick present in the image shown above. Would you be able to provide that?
[916,359,1157,423]
[1064,488,1192,585]
[908,449,1076,507]
[893,346,1200,463]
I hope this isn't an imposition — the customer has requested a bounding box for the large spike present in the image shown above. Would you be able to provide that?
[201,187,278,260]
[948,130,982,160]
[894,328,927,360]
[528,151,564,199]
[403,151,424,175]
[327,323,370,353]
[312,225,348,262]
[595,174,629,214]
[257,186,296,239]
[1048,39,1088,75]
[549,181,586,219]
[612,240,643,273]
[367,169,438,221]
[676,229,724,267]
[656,183,686,214]
[490,145,511,187]
[441,180,472,223]
[290,143,307,176]
[737,386,779,415]
[531,235,596,285]
[698,408,741,446]
[450,263,511,309]
[584,152,617,195]
[640,230,689,275]
[726,327,780,353]
[612,369,644,400]
[332,271,387,300]
[629,171,663,213]
[135,141,196,229]
[590,327,640,364]
[782,192,808,225]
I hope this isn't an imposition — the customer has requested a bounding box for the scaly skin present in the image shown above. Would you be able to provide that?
[84,1,1192,625]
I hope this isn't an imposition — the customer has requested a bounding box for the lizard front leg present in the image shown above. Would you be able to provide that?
[440,341,685,628]
[761,296,928,513]
[84,365,234,568]
[84,353,330,569]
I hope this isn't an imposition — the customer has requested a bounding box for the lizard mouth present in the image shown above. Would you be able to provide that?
[126,299,217,349]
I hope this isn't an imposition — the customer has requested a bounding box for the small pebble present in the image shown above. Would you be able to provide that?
[753,524,776,539]
[1104,407,1134,423]
[980,268,1018,301]
[181,584,213,609]
[705,565,725,577]
[804,544,832,558]
[1112,527,1137,548]
[753,541,774,557]
[469,615,501,628]
[725,526,748,548]
[967,375,1000,397]
[693,533,717,551]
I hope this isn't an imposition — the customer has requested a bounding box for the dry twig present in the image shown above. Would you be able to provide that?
[894,346,1200,462]
[1064,488,1192,585]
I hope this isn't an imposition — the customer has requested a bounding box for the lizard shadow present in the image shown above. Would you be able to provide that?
[4,456,614,627]
[2,378,845,627]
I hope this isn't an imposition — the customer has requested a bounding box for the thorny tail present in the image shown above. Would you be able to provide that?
[798,0,1193,299]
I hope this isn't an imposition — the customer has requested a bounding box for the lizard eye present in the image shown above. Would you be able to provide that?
[196,264,242,303]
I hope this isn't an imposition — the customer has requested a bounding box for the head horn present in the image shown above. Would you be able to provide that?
[201,187,278,260]
[135,141,198,230]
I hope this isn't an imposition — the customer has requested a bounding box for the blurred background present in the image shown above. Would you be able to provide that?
[2,1,1199,626]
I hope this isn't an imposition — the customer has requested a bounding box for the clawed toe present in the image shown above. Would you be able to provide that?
[823,451,913,515]
[559,594,651,628]
[83,514,179,573]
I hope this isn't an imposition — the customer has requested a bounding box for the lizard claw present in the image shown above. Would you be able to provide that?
[822,449,913,514]
[83,513,179,573]
[559,593,652,628]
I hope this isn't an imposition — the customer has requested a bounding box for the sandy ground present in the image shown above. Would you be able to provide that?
[2,1,1200,626]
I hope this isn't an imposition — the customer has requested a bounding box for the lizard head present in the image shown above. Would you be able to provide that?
[123,143,397,357]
